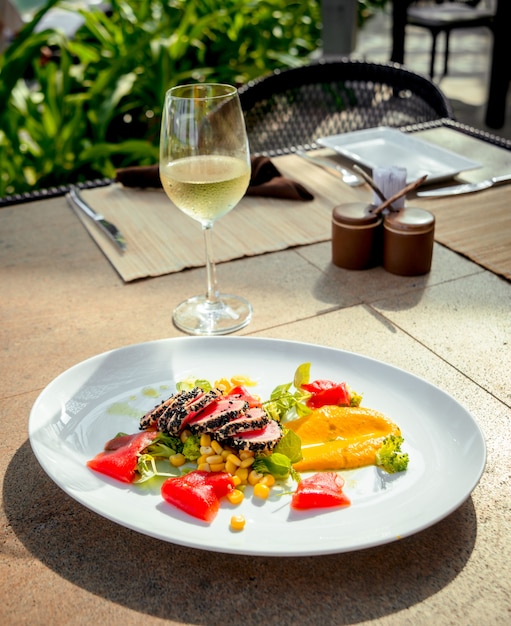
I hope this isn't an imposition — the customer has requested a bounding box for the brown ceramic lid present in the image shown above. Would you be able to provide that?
[384,207,435,232]
[332,203,380,226]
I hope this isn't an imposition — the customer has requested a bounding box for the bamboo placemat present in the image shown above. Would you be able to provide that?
[73,154,366,282]
[73,130,511,283]
[425,186,511,281]
[411,127,511,282]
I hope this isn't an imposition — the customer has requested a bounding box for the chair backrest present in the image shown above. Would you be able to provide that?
[238,58,453,155]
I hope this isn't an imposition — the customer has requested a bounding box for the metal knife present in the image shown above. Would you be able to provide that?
[66,185,126,252]
[417,174,511,198]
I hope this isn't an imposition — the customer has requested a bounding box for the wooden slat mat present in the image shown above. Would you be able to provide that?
[412,127,511,282]
[74,154,367,282]
[74,129,511,282]
[426,185,511,281]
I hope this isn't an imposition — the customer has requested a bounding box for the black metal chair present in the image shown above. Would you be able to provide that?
[485,0,510,128]
[238,58,454,154]
[404,1,494,79]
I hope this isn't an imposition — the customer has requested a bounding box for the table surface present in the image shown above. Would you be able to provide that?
[1,129,510,625]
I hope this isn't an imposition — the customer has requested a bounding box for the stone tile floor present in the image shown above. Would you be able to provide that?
[354,8,511,140]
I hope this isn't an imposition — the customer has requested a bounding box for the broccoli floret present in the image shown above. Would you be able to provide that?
[182,434,201,461]
[146,432,182,458]
[375,435,409,474]
[348,386,363,407]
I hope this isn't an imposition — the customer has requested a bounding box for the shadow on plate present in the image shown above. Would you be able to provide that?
[4,440,477,626]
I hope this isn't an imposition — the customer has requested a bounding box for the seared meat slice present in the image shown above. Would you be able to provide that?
[225,419,283,454]
[140,394,177,430]
[187,398,249,435]
[158,387,222,436]
[214,407,269,440]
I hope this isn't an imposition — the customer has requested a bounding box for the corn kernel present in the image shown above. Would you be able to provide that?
[253,482,270,499]
[230,515,246,531]
[180,429,192,443]
[227,489,244,505]
[221,449,231,460]
[197,462,210,472]
[213,378,230,393]
[226,453,242,467]
[225,460,238,474]
[260,474,276,487]
[235,467,249,484]
[211,440,223,455]
[206,454,223,465]
[169,453,186,467]
[200,445,213,455]
[196,454,209,465]
[232,475,242,487]
[210,462,225,472]
[200,433,211,447]
[239,450,254,461]
[248,469,264,485]
[231,375,256,387]
[240,456,255,469]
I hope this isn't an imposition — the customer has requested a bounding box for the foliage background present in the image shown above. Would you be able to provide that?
[0,0,387,197]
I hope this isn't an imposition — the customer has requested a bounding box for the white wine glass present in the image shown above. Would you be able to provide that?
[160,83,252,335]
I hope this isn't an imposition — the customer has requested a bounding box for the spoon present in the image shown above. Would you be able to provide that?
[295,151,363,187]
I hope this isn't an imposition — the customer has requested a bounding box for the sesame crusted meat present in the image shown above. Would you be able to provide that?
[214,407,269,440]
[225,419,283,454]
[187,398,249,435]
[140,386,281,455]
[157,387,222,436]
[139,394,177,430]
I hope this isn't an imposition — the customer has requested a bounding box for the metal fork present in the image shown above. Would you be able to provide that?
[295,150,363,187]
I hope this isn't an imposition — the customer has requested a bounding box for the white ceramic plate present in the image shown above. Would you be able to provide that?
[29,337,486,557]
[317,127,480,183]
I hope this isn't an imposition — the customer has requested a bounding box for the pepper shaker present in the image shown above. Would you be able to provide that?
[383,207,435,275]
[332,203,383,270]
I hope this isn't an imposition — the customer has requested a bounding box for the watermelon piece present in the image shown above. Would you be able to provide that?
[291,472,351,510]
[87,431,158,483]
[161,470,235,522]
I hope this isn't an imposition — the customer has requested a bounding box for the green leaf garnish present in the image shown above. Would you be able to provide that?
[274,429,302,463]
[262,363,312,422]
[176,378,213,392]
[293,362,311,389]
[135,454,173,483]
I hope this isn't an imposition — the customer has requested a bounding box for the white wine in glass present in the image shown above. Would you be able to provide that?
[160,83,252,335]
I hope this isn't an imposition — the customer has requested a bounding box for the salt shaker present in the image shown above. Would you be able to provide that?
[331,203,383,270]
[383,207,435,275]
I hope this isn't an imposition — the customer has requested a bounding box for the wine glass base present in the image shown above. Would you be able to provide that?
[172,293,252,336]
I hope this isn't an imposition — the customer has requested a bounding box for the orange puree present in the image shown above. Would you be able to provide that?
[287,405,401,471]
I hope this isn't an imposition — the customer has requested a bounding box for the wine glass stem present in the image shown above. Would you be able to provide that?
[203,224,219,304]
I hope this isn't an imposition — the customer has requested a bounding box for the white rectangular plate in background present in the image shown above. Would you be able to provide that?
[317,127,480,183]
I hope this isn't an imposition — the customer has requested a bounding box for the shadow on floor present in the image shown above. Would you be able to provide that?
[4,438,478,625]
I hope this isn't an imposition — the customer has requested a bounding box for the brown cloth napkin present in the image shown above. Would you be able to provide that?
[115,156,314,201]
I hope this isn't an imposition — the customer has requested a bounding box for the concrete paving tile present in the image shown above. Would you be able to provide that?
[0,247,360,396]
[255,305,511,589]
[371,270,510,405]
[253,305,508,490]
[296,240,484,304]
[254,303,469,393]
